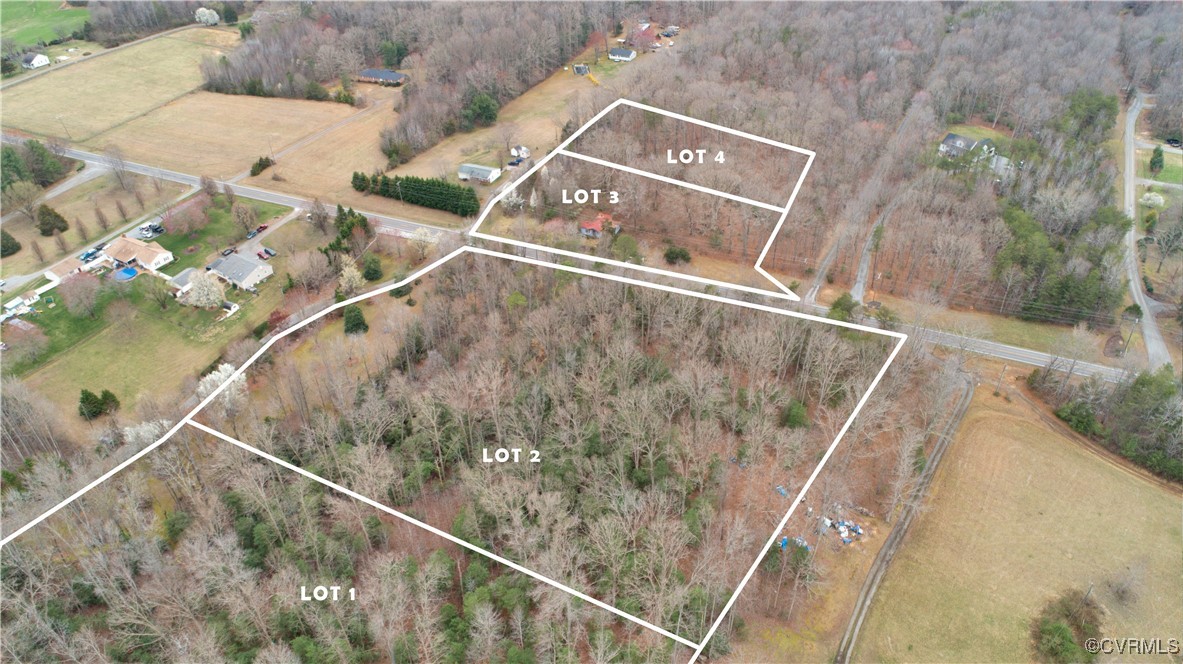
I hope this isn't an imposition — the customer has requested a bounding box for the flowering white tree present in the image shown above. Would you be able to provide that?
[181,271,225,308]
[195,7,219,25]
[197,363,246,421]
[339,263,366,296]
[1140,191,1165,209]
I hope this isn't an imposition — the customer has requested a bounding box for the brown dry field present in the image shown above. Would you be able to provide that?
[0,27,240,142]
[85,91,360,180]
[853,363,1182,662]
[244,44,627,229]
[0,171,189,278]
[234,84,475,227]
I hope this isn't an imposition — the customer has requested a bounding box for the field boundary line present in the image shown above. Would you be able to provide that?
[468,97,812,301]
[185,420,700,650]
[2,245,906,654]
[685,333,908,664]
[832,374,973,664]
[0,247,471,548]
[554,149,787,213]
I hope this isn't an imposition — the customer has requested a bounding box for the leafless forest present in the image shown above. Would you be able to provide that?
[3,2,1181,662]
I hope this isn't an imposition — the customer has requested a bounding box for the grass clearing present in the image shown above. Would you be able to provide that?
[89,91,360,180]
[947,122,1011,145]
[0,1,88,46]
[1,171,189,279]
[1138,148,1183,184]
[853,374,1182,662]
[0,28,239,141]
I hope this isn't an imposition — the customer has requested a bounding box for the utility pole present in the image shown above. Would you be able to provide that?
[56,115,73,141]
[994,364,1008,395]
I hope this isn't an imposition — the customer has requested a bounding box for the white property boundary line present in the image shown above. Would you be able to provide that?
[186,420,698,649]
[0,246,906,659]
[468,98,815,302]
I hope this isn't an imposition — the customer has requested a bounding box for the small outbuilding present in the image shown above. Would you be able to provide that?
[46,257,85,282]
[169,267,198,296]
[357,68,408,86]
[458,163,502,184]
[21,53,49,69]
[510,145,531,159]
[609,47,637,63]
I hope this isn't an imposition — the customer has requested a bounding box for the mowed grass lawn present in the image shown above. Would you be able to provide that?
[854,384,1182,662]
[157,195,291,275]
[0,28,239,141]
[1139,148,1183,184]
[0,1,88,46]
[19,235,309,420]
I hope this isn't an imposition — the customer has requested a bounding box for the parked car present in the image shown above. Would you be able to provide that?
[221,247,237,256]
[263,247,277,257]
[246,230,258,239]
[149,224,165,234]
[93,242,107,251]
[257,251,269,260]
[508,158,524,167]
[256,224,268,232]
[1168,138,1182,148]
[80,249,99,262]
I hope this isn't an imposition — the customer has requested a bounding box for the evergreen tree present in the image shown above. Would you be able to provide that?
[99,389,120,414]
[36,205,69,236]
[0,229,21,257]
[363,254,383,281]
[79,389,105,420]
[0,146,31,190]
[24,140,64,186]
[1149,145,1164,175]
[343,304,368,334]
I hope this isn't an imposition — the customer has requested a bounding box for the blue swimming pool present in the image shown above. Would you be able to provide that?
[113,267,138,281]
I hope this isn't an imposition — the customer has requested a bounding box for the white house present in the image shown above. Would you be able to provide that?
[209,254,273,290]
[102,236,175,273]
[510,145,531,159]
[21,53,50,69]
[608,47,637,63]
[458,163,502,183]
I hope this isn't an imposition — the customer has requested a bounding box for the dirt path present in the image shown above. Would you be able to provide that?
[832,372,974,663]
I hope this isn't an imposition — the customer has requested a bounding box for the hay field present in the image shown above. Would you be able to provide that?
[87,91,360,179]
[853,374,1182,662]
[0,28,240,141]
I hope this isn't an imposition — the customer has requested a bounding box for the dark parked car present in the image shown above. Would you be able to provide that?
[246,230,259,239]
[263,247,277,257]
[149,224,165,234]
[508,157,524,167]
[80,249,99,262]
[1168,138,1182,149]
[256,224,269,232]
[222,247,237,256]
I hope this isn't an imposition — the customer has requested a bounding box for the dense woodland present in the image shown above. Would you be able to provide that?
[2,252,902,661]
[3,3,1182,661]
[577,3,1179,324]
